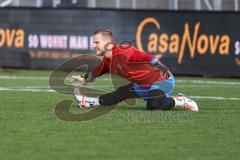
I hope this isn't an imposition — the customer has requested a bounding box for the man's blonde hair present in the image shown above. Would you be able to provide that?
[94,29,113,41]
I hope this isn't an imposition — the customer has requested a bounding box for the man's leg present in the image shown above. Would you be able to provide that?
[146,89,175,110]
[146,89,199,111]
[99,83,140,106]
[74,83,140,108]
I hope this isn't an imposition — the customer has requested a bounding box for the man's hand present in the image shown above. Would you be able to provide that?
[71,75,88,86]
[71,73,94,87]
[152,60,170,79]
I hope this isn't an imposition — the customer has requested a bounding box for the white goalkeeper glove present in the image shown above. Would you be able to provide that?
[71,73,94,87]
[71,75,87,87]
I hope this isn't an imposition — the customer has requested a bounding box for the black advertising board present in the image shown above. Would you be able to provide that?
[0,8,239,77]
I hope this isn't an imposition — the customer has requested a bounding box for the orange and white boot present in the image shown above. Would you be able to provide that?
[174,93,199,111]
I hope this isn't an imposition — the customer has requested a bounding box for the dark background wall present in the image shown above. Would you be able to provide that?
[0,8,239,77]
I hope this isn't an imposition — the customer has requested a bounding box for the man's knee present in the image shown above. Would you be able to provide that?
[115,84,138,99]
[99,84,135,106]
[146,89,172,110]
[146,98,161,110]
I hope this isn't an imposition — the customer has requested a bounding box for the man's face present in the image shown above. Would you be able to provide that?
[93,33,108,56]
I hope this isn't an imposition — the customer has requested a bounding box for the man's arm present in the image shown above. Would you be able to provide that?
[72,59,109,86]
[128,47,164,67]
[127,47,154,63]
[128,47,170,78]
[88,59,109,79]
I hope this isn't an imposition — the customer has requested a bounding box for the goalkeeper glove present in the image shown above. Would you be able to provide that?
[71,72,94,86]
[151,58,169,79]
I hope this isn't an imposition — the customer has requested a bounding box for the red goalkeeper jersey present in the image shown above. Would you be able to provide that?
[91,45,171,87]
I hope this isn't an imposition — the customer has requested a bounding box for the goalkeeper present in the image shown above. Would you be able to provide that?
[72,29,198,111]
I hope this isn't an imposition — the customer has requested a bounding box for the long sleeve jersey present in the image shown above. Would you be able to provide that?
[91,45,172,87]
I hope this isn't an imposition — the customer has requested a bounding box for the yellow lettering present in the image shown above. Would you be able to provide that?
[15,29,24,48]
[136,17,160,52]
[158,33,168,53]
[6,29,15,47]
[197,35,208,54]
[136,17,231,63]
[209,35,220,54]
[219,35,230,55]
[0,29,5,47]
[147,33,158,52]
[179,22,200,64]
[169,34,179,54]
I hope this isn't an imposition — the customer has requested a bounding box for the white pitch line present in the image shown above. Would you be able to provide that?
[78,85,240,88]
[102,78,240,85]
[0,75,239,85]
[176,80,240,85]
[177,85,240,88]
[1,85,239,89]
[0,87,54,92]
[0,75,49,80]
[0,75,72,81]
[190,96,240,101]
[100,78,240,85]
[0,87,240,101]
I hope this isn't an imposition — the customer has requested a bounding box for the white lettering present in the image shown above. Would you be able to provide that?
[69,36,88,50]
[39,35,68,49]
[28,34,39,48]
[235,41,240,55]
